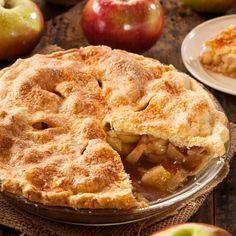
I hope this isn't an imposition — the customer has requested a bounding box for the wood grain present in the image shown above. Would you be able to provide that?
[214,156,236,234]
[0,0,236,234]
[191,193,215,224]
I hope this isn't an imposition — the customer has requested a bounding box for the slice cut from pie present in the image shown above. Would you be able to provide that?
[200,25,236,78]
[0,46,229,209]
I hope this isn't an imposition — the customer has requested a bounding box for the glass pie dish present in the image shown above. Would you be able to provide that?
[1,102,231,226]
[0,45,231,226]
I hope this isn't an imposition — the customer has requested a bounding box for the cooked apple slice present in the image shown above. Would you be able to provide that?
[141,166,172,191]
[141,165,187,192]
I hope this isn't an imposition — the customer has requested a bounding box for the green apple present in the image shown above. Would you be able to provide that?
[180,0,236,13]
[46,0,81,6]
[150,223,232,236]
[0,0,44,61]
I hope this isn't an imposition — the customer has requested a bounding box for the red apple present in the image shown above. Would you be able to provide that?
[180,0,236,13]
[81,0,164,53]
[0,0,44,61]
[150,223,232,236]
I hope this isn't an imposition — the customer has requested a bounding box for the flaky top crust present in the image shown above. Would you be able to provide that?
[0,46,229,209]
[205,25,236,52]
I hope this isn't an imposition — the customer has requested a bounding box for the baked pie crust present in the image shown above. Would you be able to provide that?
[0,46,229,209]
[200,25,236,78]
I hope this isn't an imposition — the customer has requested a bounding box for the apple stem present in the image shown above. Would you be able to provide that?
[0,0,5,7]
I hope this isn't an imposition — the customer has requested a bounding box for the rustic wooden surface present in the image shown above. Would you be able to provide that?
[0,0,236,235]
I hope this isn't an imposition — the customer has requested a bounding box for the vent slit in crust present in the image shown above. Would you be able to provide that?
[80,142,89,155]
[52,90,64,99]
[32,122,53,130]
[134,97,153,112]
[97,79,103,89]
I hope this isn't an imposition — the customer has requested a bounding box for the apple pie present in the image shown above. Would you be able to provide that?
[200,25,236,78]
[0,46,229,209]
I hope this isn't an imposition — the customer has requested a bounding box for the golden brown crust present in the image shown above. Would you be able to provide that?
[205,25,236,49]
[0,46,229,209]
[200,25,236,78]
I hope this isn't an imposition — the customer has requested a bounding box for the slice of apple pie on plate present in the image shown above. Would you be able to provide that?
[181,15,236,96]
[0,46,229,211]
[200,25,236,78]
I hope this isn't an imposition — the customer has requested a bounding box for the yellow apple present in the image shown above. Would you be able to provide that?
[0,0,44,61]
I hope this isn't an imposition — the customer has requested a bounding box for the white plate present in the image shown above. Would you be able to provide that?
[181,15,236,96]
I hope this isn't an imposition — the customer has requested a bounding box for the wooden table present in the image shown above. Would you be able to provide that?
[0,0,235,235]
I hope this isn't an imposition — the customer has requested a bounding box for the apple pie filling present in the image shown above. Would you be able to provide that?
[106,131,210,201]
